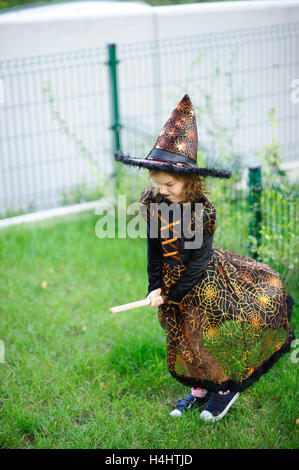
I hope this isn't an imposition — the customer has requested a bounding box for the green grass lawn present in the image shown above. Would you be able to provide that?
[0,211,298,449]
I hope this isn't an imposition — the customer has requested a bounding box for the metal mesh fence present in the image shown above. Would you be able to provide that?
[116,21,299,173]
[0,21,298,219]
[1,47,111,216]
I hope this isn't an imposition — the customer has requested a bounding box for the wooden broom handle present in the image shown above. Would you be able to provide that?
[110,298,151,314]
[110,295,179,314]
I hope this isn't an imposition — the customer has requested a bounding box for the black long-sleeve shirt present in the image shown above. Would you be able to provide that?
[166,230,214,302]
[141,190,216,303]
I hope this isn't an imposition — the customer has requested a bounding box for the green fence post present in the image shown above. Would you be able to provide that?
[106,43,122,192]
[248,165,262,260]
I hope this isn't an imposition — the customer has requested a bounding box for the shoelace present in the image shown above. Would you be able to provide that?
[176,395,196,410]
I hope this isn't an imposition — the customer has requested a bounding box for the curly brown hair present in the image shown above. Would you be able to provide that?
[147,169,210,203]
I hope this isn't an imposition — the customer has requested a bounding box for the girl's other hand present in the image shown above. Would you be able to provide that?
[147,288,164,308]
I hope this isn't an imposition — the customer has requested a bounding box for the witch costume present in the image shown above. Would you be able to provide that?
[114,94,295,394]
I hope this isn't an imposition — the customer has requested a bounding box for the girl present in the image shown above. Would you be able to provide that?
[114,94,295,422]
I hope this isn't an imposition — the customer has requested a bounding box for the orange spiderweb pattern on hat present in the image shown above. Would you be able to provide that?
[154,94,198,161]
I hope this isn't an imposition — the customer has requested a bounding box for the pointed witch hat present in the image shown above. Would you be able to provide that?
[114,94,232,178]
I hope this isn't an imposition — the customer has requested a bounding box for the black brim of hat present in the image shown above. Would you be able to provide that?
[114,152,232,179]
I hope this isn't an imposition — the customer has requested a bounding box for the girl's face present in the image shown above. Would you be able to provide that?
[151,172,185,203]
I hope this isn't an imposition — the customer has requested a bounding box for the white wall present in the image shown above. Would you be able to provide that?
[0,2,153,60]
[155,1,299,38]
[1,1,299,59]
